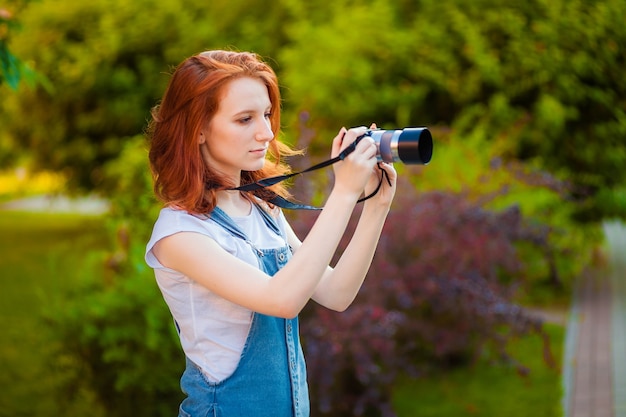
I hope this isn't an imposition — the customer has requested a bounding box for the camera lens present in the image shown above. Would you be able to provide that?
[370,127,433,165]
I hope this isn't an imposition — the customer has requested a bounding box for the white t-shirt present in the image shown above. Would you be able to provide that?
[145,205,289,382]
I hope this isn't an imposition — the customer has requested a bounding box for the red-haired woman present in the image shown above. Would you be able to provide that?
[145,50,396,417]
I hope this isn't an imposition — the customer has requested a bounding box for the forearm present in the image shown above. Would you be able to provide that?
[313,202,390,311]
[153,188,364,320]
[268,187,362,316]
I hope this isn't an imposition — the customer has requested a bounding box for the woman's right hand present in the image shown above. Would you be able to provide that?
[330,127,378,197]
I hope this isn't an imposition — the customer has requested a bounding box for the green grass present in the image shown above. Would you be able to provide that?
[392,324,565,417]
[0,211,109,416]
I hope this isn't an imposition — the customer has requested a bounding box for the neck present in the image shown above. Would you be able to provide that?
[216,190,252,217]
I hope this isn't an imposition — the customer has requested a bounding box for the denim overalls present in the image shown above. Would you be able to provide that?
[178,206,310,417]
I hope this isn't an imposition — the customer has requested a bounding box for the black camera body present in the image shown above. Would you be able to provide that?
[362,127,433,165]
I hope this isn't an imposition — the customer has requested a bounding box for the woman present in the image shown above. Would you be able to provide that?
[145,50,397,417]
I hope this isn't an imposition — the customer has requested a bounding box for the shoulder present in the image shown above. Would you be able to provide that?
[146,207,230,265]
[146,206,260,270]
[150,207,209,235]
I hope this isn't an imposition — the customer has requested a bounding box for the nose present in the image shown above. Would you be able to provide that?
[256,118,274,142]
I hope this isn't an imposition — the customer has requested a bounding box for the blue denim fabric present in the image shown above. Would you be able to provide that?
[178,206,310,417]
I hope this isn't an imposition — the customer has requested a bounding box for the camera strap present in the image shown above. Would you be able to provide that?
[228,135,391,210]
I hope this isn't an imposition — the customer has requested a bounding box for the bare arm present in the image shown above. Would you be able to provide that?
[308,162,397,311]
[152,127,378,318]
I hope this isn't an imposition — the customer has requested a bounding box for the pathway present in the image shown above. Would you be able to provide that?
[564,220,626,417]
[0,194,109,214]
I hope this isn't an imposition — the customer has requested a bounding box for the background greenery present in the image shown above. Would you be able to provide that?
[0,212,108,416]
[1,0,624,415]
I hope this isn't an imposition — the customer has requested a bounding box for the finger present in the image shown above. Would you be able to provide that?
[355,135,377,158]
[381,163,398,183]
[331,127,348,157]
[376,161,396,176]
[340,126,368,151]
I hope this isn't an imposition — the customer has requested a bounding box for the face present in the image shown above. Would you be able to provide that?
[199,76,274,181]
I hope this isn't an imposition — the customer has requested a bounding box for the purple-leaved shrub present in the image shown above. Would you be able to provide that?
[290,175,554,417]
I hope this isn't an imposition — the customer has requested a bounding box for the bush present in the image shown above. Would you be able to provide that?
[294,178,555,417]
[44,240,184,417]
[44,135,184,416]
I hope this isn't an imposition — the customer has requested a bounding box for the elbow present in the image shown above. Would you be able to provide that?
[313,291,357,313]
[275,307,300,320]
[272,298,306,319]
[324,299,352,313]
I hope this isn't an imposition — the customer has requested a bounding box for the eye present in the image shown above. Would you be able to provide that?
[264,112,272,119]
[238,116,252,124]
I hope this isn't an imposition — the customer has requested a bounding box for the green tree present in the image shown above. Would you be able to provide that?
[0,8,24,90]
[0,0,292,190]
[278,0,626,220]
[4,0,624,220]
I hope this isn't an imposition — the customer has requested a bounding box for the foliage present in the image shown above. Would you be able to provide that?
[100,134,160,238]
[41,111,592,417]
[34,95,593,417]
[43,174,560,417]
[0,212,109,416]
[0,4,51,92]
[292,177,556,416]
[44,238,184,417]
[0,0,290,189]
[0,7,29,89]
[6,0,615,415]
[392,324,565,417]
[2,0,624,219]
[414,127,603,301]
[20,130,180,416]
[0,3,50,166]
[282,121,582,416]
[278,0,626,220]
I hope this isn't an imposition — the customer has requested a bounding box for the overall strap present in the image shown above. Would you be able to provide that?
[208,204,282,242]
[252,204,283,238]
[208,206,248,242]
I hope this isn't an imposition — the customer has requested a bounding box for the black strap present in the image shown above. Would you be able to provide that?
[359,166,392,203]
[264,165,390,210]
[226,134,389,210]
[267,194,322,211]
[234,134,363,193]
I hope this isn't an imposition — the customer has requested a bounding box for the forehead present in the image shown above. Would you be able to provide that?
[218,77,271,111]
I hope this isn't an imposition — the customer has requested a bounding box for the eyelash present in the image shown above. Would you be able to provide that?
[239,113,272,124]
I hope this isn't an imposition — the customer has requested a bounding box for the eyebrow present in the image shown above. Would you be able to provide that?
[232,105,272,117]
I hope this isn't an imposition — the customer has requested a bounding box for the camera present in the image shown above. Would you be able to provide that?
[361,127,433,165]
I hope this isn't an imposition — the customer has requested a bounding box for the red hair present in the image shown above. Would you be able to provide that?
[147,50,299,213]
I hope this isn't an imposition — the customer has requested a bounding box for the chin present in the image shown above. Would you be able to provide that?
[246,160,266,172]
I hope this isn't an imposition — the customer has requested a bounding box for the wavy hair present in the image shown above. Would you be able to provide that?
[147,50,300,214]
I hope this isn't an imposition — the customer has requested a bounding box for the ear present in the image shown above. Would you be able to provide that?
[198,131,206,145]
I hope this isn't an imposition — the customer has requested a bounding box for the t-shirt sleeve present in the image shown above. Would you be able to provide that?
[145,208,217,269]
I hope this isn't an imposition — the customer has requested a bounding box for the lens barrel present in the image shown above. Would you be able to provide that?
[368,127,433,165]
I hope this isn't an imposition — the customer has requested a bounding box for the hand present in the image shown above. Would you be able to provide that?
[364,161,397,208]
[363,123,397,208]
[330,126,378,197]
